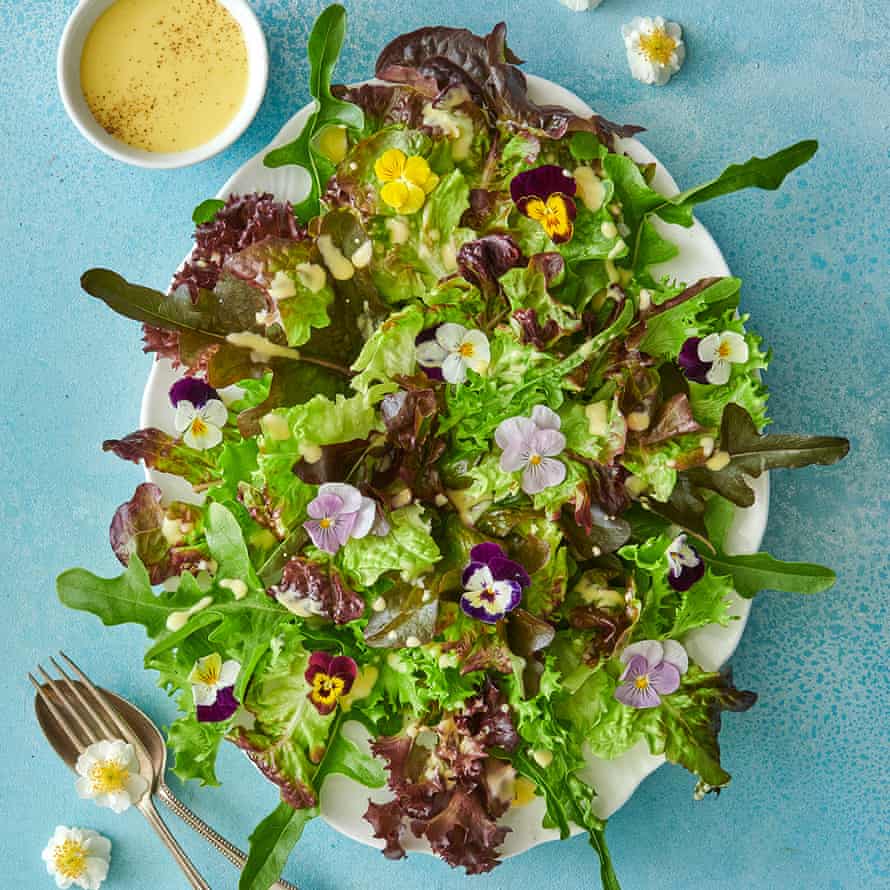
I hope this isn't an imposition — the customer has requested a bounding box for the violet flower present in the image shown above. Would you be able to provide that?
[460,543,530,624]
[614,639,688,709]
[415,323,490,384]
[189,653,241,722]
[494,405,567,495]
[305,651,358,715]
[169,377,227,451]
[679,332,749,385]
[510,164,577,243]
[666,533,705,591]
[304,483,382,555]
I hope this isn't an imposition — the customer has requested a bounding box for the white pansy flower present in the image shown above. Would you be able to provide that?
[416,323,490,384]
[559,0,603,10]
[42,826,111,890]
[74,740,149,813]
[622,16,685,86]
[174,397,228,450]
[697,331,749,385]
[189,653,241,707]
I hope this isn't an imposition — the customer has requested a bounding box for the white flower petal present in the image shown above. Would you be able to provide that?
[621,639,665,667]
[441,352,468,384]
[461,329,490,360]
[521,456,566,494]
[705,359,731,385]
[721,331,750,363]
[465,565,495,592]
[661,639,689,675]
[318,483,362,514]
[183,420,222,450]
[464,353,490,375]
[192,683,218,706]
[125,773,149,803]
[531,405,562,431]
[499,446,528,473]
[435,322,468,352]
[201,398,228,428]
[494,416,537,451]
[415,340,448,367]
[219,659,242,688]
[351,496,377,539]
[697,333,721,363]
[173,401,197,434]
[75,776,95,800]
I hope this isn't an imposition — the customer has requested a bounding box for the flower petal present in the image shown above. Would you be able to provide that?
[696,333,722,363]
[441,352,468,384]
[169,377,219,409]
[191,683,218,706]
[196,686,240,722]
[705,359,732,385]
[531,405,562,431]
[415,340,448,367]
[201,398,228,428]
[400,181,427,214]
[380,180,409,210]
[722,331,749,363]
[494,416,536,451]
[219,659,242,687]
[304,519,342,553]
[620,640,664,669]
[531,427,566,458]
[318,483,363,514]
[615,679,662,709]
[648,661,681,696]
[404,155,432,186]
[510,164,577,202]
[435,322,468,352]
[463,564,495,592]
[521,456,566,494]
[498,446,528,473]
[173,401,197,434]
[661,639,689,675]
[307,492,344,520]
[488,556,532,589]
[306,651,334,680]
[184,420,222,450]
[374,148,406,182]
[469,542,507,565]
[351,496,377,539]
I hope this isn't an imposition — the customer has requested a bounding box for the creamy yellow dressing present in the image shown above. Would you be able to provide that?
[80,0,248,153]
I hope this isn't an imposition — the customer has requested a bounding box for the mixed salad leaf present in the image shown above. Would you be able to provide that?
[57,7,849,889]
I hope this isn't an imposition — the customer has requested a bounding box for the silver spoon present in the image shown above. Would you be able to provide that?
[34,663,298,890]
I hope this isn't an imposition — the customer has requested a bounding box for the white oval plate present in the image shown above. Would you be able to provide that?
[141,75,769,857]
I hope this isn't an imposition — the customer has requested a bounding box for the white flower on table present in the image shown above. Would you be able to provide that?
[559,0,603,10]
[622,16,686,86]
[415,323,490,384]
[42,826,111,890]
[74,739,148,813]
[695,330,749,384]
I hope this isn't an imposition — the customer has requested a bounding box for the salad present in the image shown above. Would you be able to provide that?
[58,6,850,889]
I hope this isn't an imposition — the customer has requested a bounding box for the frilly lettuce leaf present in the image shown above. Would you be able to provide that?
[350,304,424,392]
[336,504,441,587]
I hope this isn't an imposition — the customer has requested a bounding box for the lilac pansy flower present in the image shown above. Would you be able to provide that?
[304,483,382,554]
[495,405,567,495]
[614,639,688,709]
[460,542,530,624]
[169,377,227,450]
[665,533,705,591]
[189,653,241,722]
[415,323,490,384]
[678,331,749,385]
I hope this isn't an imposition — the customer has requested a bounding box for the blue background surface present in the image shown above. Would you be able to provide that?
[1,1,887,888]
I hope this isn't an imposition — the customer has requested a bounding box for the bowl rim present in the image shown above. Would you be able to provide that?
[56,0,269,169]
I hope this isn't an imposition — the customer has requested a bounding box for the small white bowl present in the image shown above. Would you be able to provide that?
[57,0,269,169]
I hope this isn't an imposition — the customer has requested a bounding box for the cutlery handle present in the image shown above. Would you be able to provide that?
[139,796,211,890]
[159,782,299,890]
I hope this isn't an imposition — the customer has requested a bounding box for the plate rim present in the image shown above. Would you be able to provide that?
[139,72,769,858]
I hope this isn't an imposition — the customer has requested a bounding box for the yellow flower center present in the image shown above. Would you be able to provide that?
[374,148,440,214]
[717,341,732,359]
[54,840,88,880]
[319,517,332,529]
[311,673,346,707]
[190,416,208,437]
[634,675,651,690]
[89,759,130,794]
[458,342,475,358]
[529,453,543,466]
[639,28,677,65]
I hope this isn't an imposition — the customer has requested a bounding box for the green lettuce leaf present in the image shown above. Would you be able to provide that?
[350,304,424,392]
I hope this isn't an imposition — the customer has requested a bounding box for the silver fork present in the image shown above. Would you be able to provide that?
[30,654,211,890]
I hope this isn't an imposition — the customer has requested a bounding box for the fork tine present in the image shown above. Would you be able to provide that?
[37,664,104,744]
[57,651,135,746]
[29,670,91,752]
[41,656,104,741]
[49,656,121,744]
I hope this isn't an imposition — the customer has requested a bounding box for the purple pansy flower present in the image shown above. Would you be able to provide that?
[460,542,530,624]
[305,651,358,715]
[614,639,688,709]
[510,165,577,243]
[169,377,227,450]
[495,405,567,495]
[678,332,749,385]
[189,653,241,723]
[665,533,705,591]
[304,483,382,554]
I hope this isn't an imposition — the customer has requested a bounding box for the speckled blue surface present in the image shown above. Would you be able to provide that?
[1,1,887,888]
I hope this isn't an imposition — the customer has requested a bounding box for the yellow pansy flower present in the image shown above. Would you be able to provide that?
[374,148,439,214]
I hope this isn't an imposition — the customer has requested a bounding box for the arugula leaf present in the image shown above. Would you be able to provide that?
[192,198,225,225]
[703,496,837,596]
[204,502,261,591]
[685,404,849,507]
[263,4,364,222]
[240,801,317,890]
